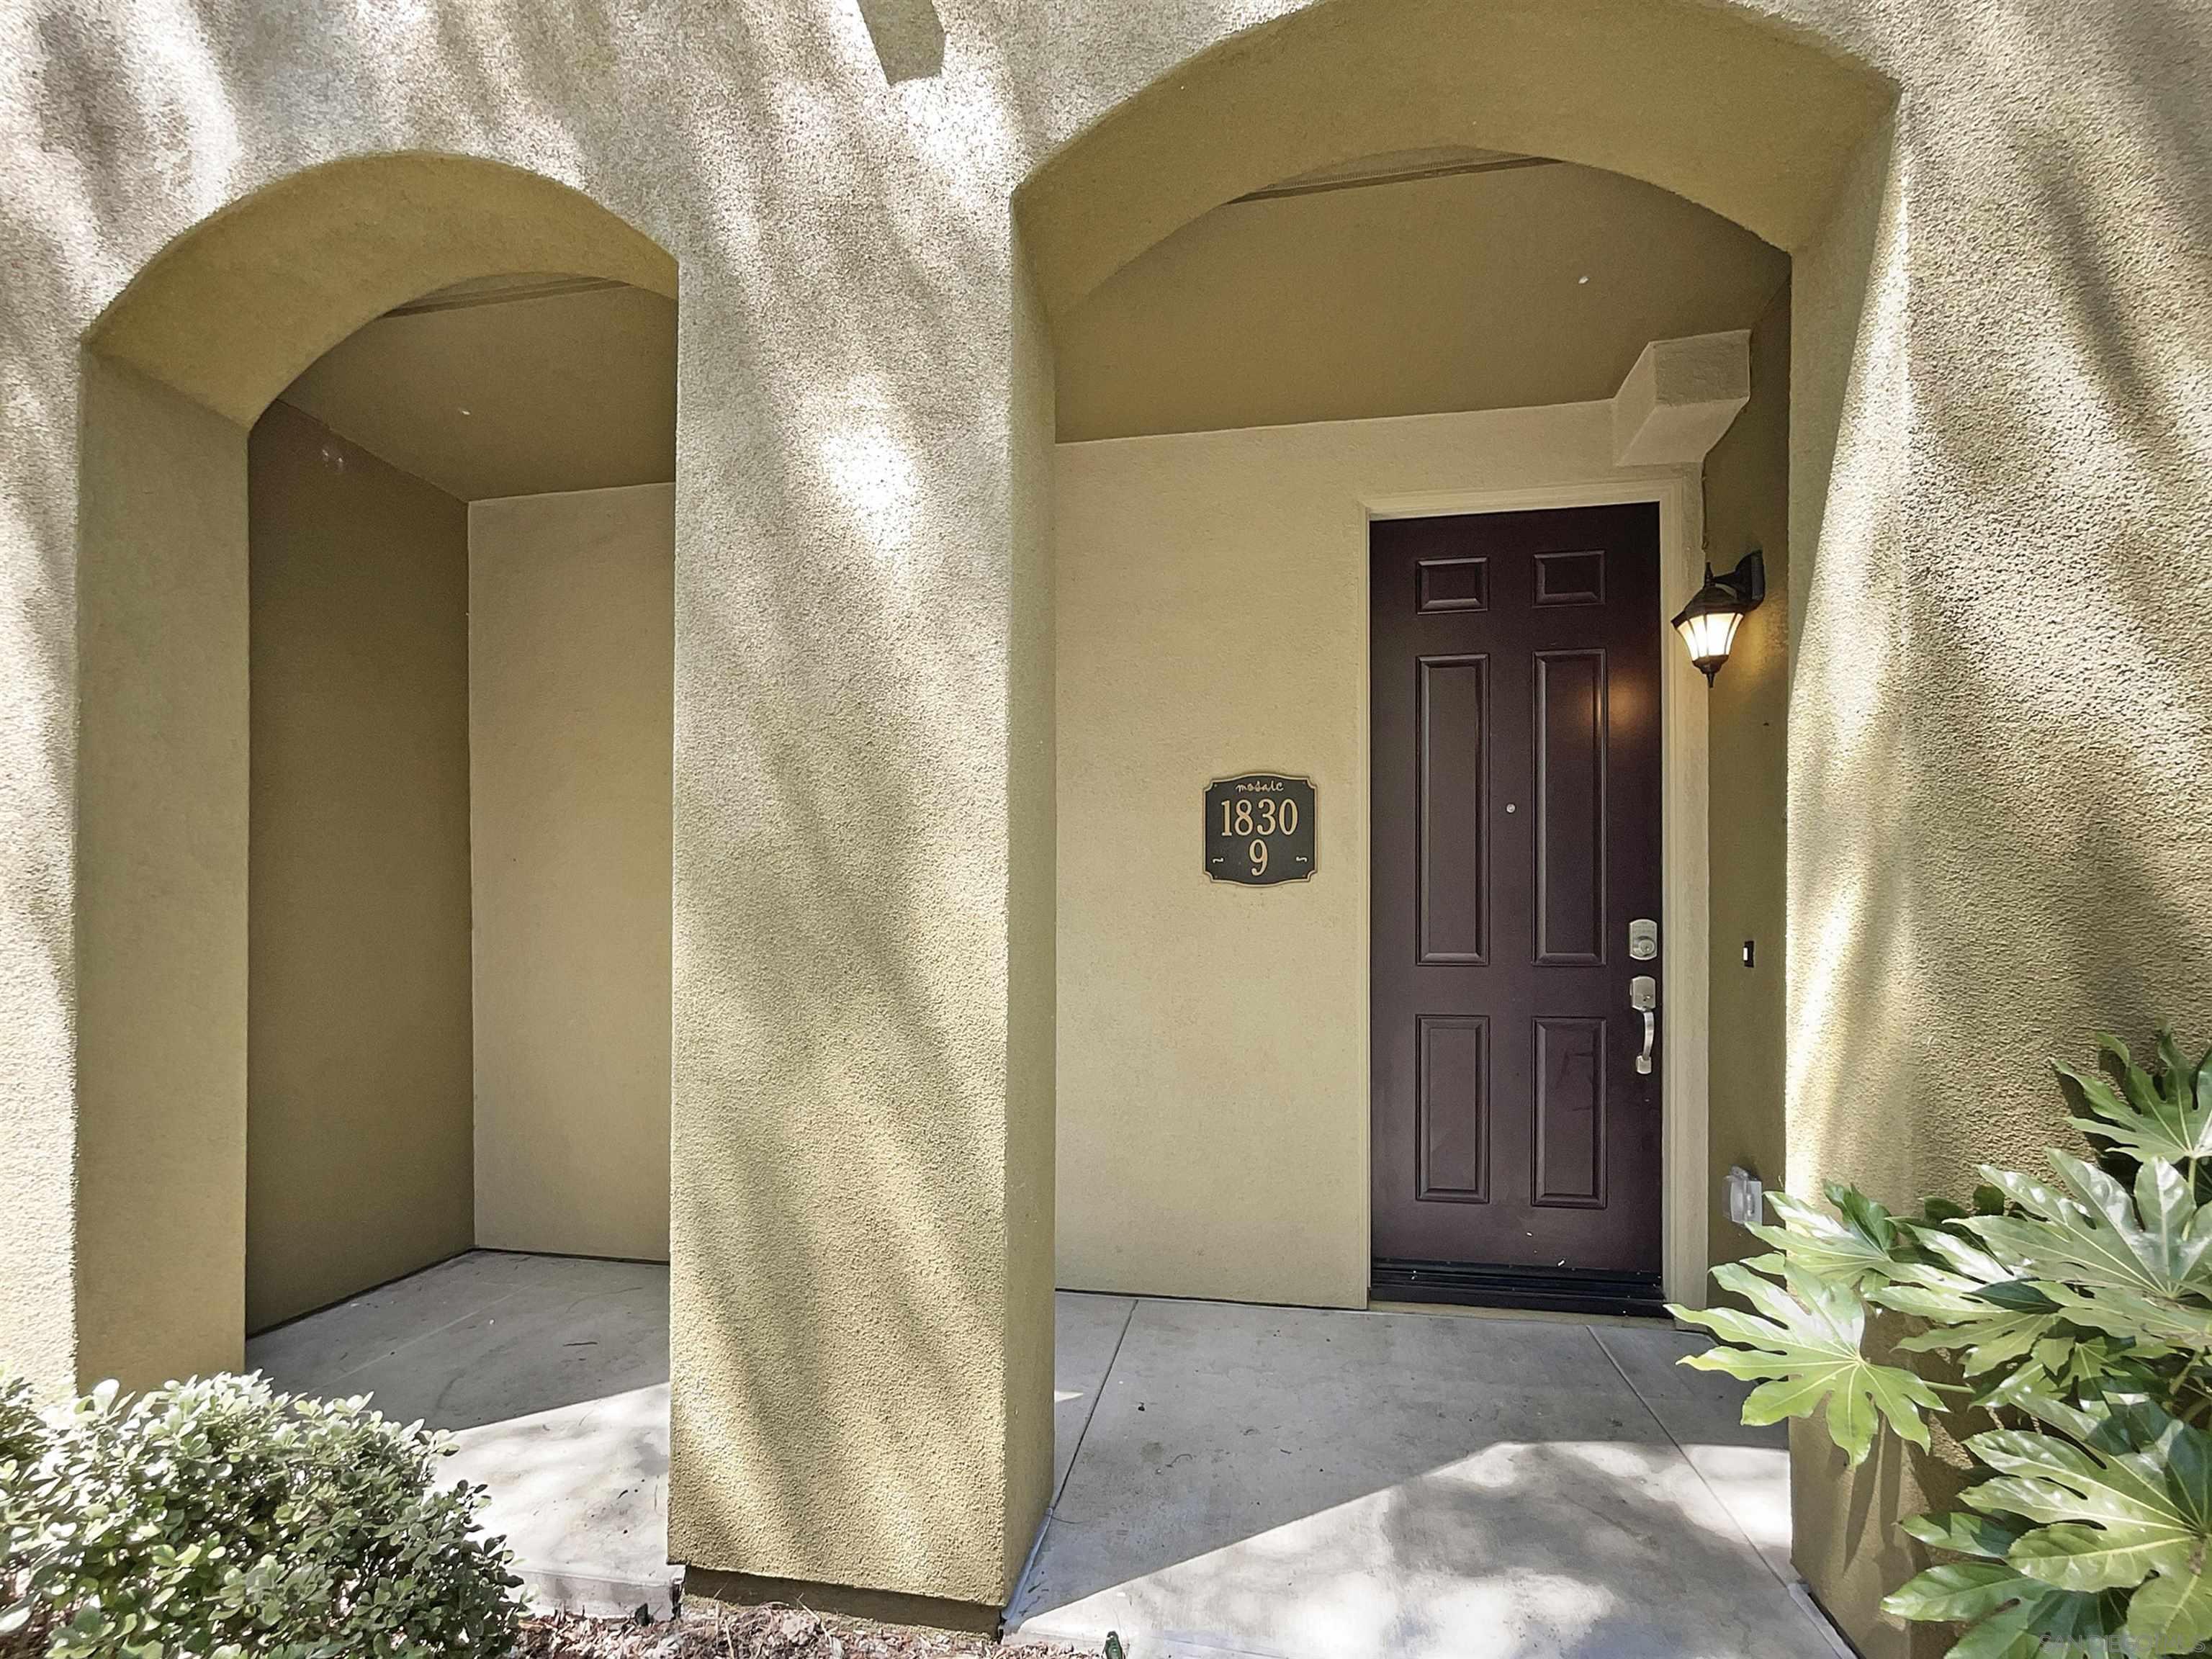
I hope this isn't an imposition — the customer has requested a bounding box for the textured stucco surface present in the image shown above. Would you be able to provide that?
[1055,404,1701,1310]
[1612,330,1753,467]
[1699,289,1791,1282]
[1771,13,2212,1647]
[1015,0,1888,317]
[246,401,474,1334]
[72,354,250,1390]
[1002,238,1058,1576]
[48,156,680,1403]
[86,157,675,428]
[6,0,2210,1639]
[470,485,674,1264]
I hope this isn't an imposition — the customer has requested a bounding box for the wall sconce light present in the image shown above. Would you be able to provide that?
[1671,549,1766,685]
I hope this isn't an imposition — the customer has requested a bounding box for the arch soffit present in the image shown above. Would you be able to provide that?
[1017,0,1894,323]
[86,152,677,428]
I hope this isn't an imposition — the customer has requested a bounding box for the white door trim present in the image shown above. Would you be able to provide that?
[1362,474,1709,1309]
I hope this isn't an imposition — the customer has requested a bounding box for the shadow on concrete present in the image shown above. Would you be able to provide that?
[246,1251,670,1432]
[248,1251,677,1615]
[1012,1299,1830,1659]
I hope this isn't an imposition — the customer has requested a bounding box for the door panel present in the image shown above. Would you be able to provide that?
[1418,656,1489,963]
[1417,555,1490,612]
[1533,1015,1607,1207]
[1370,505,1663,1283]
[1533,549,1606,606]
[1417,1014,1490,1202]
[1534,649,1606,966]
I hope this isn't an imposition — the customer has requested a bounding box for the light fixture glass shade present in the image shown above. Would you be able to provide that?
[1670,550,1766,684]
[1675,607,1743,674]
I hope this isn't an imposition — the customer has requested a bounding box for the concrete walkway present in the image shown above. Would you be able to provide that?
[1013,1294,1842,1658]
[250,1255,1844,1656]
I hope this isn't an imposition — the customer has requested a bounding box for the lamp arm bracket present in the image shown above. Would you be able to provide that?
[1724,547,1766,611]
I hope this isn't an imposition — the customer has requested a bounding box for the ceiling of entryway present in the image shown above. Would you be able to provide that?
[276,275,677,501]
[1056,155,1789,442]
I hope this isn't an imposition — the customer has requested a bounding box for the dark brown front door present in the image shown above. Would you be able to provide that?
[1370,505,1663,1303]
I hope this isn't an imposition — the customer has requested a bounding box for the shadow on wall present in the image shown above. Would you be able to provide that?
[1787,0,2212,1244]
[1901,0,2212,1102]
[1785,9,2212,1650]
[22,0,1059,1586]
[65,150,679,1396]
[649,14,1063,1601]
[1778,109,1946,1656]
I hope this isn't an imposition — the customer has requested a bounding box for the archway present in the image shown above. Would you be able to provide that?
[1011,0,1895,1648]
[74,153,677,1393]
[1017,0,1893,1303]
[1016,0,1891,321]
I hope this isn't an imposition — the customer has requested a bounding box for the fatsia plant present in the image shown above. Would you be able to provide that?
[1673,1030,2212,1658]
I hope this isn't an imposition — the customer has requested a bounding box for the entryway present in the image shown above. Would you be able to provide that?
[1369,506,1668,1316]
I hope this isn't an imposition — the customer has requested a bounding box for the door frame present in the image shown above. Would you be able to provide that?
[1361,475,1709,1309]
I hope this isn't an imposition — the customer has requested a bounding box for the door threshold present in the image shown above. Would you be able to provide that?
[1370,1258,1668,1318]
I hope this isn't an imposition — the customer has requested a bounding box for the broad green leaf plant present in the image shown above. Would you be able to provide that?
[1674,1030,2212,1658]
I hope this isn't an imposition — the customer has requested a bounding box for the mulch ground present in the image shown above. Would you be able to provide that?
[518,1605,1100,1659]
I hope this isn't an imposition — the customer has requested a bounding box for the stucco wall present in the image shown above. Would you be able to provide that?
[1002,236,1059,1574]
[1780,114,1945,1654]
[73,354,251,1390]
[283,285,680,500]
[1699,287,1791,1277]
[469,485,674,1264]
[245,402,474,1334]
[1056,404,1702,1308]
[0,129,1046,1604]
[1030,7,2211,1646]
[8,0,2211,1637]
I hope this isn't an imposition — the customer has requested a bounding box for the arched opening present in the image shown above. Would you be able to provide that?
[1049,147,1792,1315]
[75,153,679,1608]
[1010,1,1896,1651]
[240,271,677,1331]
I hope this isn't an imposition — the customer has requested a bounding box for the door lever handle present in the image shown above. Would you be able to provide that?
[1629,975,1657,1075]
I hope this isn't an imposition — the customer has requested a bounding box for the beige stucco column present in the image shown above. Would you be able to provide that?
[0,4,1054,1617]
[661,174,1058,1619]
[1776,14,2212,1650]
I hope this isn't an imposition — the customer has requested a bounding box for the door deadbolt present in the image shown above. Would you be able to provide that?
[1629,918,1658,961]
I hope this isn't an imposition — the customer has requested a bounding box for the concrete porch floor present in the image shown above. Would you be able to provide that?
[249,1254,1846,1657]
[248,1251,677,1615]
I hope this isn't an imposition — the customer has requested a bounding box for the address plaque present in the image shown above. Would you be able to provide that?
[1203,773,1317,886]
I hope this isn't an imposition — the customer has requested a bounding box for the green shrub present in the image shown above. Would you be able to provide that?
[0,1376,41,1477]
[0,1373,51,1655]
[1674,1028,2212,1658]
[1,1371,521,1658]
